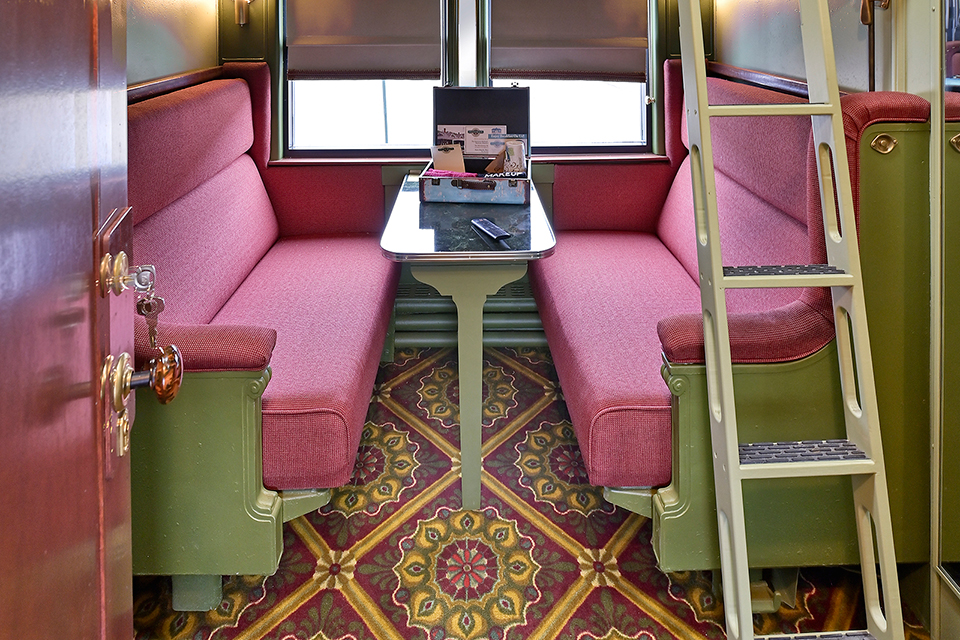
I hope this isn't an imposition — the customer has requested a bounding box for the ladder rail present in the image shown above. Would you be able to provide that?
[676,0,905,638]
[677,1,755,637]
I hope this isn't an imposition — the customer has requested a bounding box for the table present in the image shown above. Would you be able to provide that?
[381,174,556,510]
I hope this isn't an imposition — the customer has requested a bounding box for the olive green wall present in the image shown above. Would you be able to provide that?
[713,0,891,92]
[127,0,219,84]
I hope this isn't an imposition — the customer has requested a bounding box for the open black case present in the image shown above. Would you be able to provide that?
[419,86,531,205]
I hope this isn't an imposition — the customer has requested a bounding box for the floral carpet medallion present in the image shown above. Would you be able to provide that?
[418,358,519,431]
[393,507,540,640]
[516,420,614,516]
[133,347,930,640]
[325,421,420,517]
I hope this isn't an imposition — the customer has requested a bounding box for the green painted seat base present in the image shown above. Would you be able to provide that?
[606,121,930,575]
[605,340,927,572]
[171,575,223,612]
[132,369,331,610]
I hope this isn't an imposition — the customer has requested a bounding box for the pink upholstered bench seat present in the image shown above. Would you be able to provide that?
[529,60,929,491]
[531,229,836,488]
[212,234,396,489]
[531,231,701,487]
[129,63,400,492]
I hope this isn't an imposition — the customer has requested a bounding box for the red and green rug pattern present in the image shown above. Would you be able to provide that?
[134,347,929,640]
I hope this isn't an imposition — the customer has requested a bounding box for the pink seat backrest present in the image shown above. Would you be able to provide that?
[128,78,279,324]
[658,68,814,315]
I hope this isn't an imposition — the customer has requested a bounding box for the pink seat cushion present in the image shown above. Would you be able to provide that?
[947,91,960,121]
[128,78,255,225]
[550,162,677,233]
[132,155,280,325]
[131,65,403,493]
[211,234,400,490]
[530,231,702,488]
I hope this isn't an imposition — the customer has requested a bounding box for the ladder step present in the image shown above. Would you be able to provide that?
[759,632,876,640]
[723,265,844,277]
[722,265,853,289]
[739,439,875,479]
[705,102,836,117]
[740,439,867,464]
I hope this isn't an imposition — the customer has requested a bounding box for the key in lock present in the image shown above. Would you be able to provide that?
[137,294,165,349]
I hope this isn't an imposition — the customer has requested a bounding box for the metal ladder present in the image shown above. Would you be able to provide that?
[675,1,904,639]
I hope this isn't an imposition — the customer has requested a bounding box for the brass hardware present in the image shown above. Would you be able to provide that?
[100,251,128,297]
[950,133,960,154]
[870,133,898,154]
[101,354,115,413]
[101,354,127,455]
[109,346,183,412]
[100,346,181,456]
[117,410,131,457]
[99,250,157,297]
[96,207,132,260]
[142,345,184,405]
[109,352,134,412]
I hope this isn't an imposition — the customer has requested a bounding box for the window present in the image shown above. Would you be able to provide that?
[490,0,649,153]
[285,0,649,154]
[289,80,440,150]
[284,0,441,154]
[490,79,646,152]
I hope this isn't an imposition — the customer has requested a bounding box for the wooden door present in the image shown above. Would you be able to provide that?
[0,0,132,638]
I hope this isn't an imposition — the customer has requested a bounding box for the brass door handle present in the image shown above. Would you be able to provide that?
[109,346,183,413]
[101,346,182,457]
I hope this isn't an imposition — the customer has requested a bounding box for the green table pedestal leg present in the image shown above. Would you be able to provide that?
[410,263,527,510]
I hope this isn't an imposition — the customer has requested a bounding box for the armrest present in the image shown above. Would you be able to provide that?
[134,315,276,372]
[657,299,834,365]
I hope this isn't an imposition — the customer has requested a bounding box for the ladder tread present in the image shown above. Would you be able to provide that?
[721,264,854,289]
[739,439,867,465]
[759,632,876,640]
[723,264,844,277]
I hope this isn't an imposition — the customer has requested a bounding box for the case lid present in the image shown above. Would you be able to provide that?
[433,86,530,158]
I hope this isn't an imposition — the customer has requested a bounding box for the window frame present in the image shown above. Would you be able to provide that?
[277,0,661,160]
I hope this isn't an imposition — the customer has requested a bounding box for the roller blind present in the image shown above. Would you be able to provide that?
[491,0,647,81]
[286,0,441,79]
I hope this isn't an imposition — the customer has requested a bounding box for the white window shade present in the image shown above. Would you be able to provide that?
[286,0,441,79]
[491,0,647,81]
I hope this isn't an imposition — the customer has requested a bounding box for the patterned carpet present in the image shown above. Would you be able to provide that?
[133,346,930,640]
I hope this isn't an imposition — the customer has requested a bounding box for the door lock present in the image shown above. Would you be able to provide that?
[108,347,183,413]
[101,346,183,455]
[99,250,156,297]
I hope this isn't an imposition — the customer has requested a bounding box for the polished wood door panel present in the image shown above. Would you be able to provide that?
[93,0,134,638]
[0,0,130,638]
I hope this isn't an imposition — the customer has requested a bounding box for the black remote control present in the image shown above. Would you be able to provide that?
[470,217,511,241]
